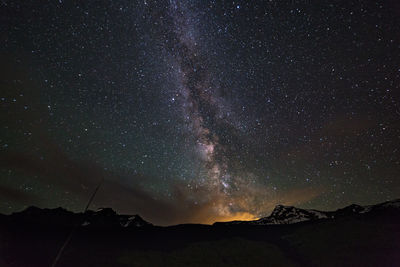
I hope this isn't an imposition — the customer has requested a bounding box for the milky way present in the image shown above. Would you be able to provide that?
[1,0,399,225]
[163,1,274,220]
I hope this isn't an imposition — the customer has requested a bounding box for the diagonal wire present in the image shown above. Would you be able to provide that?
[50,177,104,267]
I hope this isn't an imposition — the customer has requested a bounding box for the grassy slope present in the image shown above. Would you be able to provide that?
[1,211,400,266]
[118,238,296,267]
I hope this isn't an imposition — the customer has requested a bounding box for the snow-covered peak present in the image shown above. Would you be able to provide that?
[254,205,328,225]
[270,205,301,218]
[119,215,150,228]
[215,199,400,226]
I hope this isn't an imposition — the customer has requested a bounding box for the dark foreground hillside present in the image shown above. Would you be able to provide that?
[1,202,399,267]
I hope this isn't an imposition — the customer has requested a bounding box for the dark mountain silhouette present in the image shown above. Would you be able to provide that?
[7,206,152,229]
[1,199,399,266]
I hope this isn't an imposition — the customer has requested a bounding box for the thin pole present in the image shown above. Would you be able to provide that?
[50,178,104,267]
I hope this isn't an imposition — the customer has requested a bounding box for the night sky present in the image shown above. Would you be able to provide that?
[1,0,399,225]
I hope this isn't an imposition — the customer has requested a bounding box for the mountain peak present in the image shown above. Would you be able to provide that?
[6,206,151,228]
[94,207,117,216]
[216,199,400,226]
[270,204,296,216]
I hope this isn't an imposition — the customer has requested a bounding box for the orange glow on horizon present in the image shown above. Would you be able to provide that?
[201,212,258,225]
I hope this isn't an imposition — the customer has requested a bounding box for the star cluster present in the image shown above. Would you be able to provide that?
[0,0,399,225]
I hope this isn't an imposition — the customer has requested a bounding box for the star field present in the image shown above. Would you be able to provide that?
[0,0,399,225]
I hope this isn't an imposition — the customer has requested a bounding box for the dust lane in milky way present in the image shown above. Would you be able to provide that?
[162,1,312,220]
[165,1,254,219]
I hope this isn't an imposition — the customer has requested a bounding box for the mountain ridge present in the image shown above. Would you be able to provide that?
[5,206,152,228]
[1,199,400,266]
[1,198,399,227]
[213,198,400,226]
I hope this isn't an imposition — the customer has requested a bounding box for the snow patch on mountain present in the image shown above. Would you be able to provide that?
[215,199,400,226]
[119,215,149,227]
[253,205,329,225]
